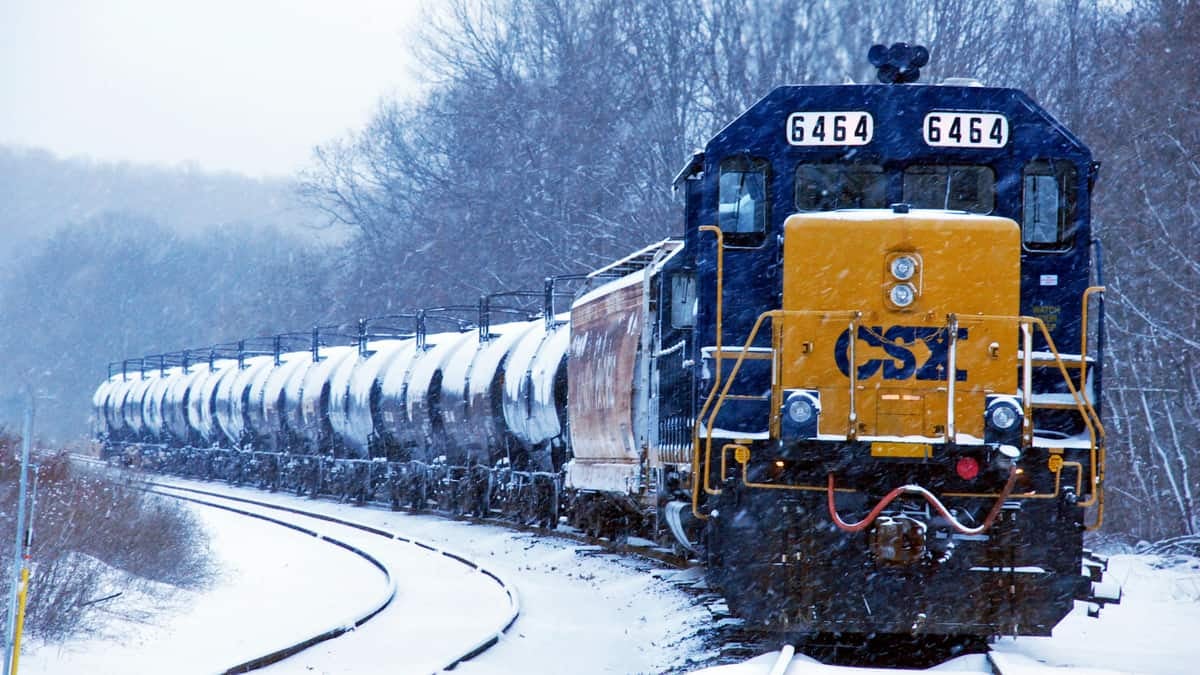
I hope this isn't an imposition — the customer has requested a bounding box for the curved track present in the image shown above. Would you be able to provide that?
[143,479,521,673]
[145,487,398,673]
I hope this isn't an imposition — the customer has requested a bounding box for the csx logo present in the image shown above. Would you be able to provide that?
[834,326,969,381]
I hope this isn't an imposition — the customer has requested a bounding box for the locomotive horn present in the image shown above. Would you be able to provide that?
[869,43,929,84]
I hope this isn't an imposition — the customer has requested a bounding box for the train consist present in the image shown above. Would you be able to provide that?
[95,46,1118,640]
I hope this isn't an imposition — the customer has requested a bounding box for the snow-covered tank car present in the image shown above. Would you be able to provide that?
[188,360,235,445]
[359,340,419,459]
[214,356,271,446]
[500,316,570,472]
[256,351,313,452]
[162,367,207,445]
[442,321,536,467]
[143,366,181,442]
[297,346,357,456]
[120,374,156,440]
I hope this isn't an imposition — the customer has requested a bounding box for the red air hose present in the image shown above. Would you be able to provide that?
[827,465,1019,535]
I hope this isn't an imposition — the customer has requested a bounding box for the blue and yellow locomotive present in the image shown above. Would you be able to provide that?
[675,45,1110,636]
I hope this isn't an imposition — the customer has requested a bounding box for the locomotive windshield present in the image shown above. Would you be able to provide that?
[794,164,888,211]
[903,164,995,213]
[788,158,1080,252]
[792,162,996,214]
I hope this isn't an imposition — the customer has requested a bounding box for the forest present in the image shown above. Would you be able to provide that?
[0,0,1194,543]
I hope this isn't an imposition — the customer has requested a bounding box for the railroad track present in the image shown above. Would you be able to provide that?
[142,486,399,673]
[75,456,523,674]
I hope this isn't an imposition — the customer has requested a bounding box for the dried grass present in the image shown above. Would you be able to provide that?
[0,430,213,642]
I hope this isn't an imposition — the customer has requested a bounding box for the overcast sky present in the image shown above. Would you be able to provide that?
[0,0,426,177]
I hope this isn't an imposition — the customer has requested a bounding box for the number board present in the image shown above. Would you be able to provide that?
[786,112,873,146]
[923,112,1008,148]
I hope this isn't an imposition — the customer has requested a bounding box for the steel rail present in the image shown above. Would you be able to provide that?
[140,486,398,674]
[143,481,522,673]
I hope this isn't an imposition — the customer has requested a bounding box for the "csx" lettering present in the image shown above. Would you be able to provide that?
[833,326,968,381]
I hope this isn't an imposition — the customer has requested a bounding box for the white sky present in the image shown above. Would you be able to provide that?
[0,0,427,177]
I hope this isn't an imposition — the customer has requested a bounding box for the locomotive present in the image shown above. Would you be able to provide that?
[94,45,1117,641]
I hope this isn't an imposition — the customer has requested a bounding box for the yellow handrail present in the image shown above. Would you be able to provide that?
[691,308,1106,528]
[1081,286,1106,393]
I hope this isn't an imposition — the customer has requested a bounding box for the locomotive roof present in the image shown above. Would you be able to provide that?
[705,83,1090,164]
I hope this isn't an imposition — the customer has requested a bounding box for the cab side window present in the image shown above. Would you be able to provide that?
[718,157,769,245]
[670,272,696,329]
[1023,160,1077,251]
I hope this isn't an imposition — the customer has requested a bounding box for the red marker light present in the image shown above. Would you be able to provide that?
[955,456,980,481]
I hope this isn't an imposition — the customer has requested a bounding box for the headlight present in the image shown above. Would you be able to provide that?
[785,394,816,425]
[889,283,916,308]
[890,255,917,281]
[987,401,1021,430]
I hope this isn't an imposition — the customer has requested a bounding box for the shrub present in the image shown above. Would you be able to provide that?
[0,432,212,642]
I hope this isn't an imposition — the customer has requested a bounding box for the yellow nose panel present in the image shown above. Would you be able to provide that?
[779,210,1020,441]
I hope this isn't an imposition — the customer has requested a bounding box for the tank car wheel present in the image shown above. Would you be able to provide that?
[535,477,559,529]
[465,466,492,518]
[406,469,428,511]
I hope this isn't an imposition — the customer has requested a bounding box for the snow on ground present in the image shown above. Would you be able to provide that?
[988,554,1200,675]
[173,488,518,674]
[696,555,1200,675]
[21,478,709,674]
[22,503,384,674]
[170,480,711,674]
